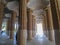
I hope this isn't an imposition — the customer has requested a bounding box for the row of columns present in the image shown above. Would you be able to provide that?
[1,0,60,45]
[17,0,27,45]
[43,15,48,37]
[27,8,36,40]
[46,6,54,41]
[0,0,60,45]
[0,1,36,45]
[44,6,54,41]
[6,11,17,39]
[6,0,60,45]
[0,3,17,40]
[43,0,60,45]
[16,0,36,45]
[50,0,60,45]
[17,0,37,45]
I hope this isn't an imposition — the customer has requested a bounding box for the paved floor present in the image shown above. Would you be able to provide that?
[0,32,55,45]
[27,35,55,45]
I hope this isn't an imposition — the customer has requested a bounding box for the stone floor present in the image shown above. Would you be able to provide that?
[27,35,55,45]
[0,32,55,45]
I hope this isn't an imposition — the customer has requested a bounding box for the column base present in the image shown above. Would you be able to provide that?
[54,30,60,45]
[27,30,33,40]
[32,30,36,38]
[17,30,27,45]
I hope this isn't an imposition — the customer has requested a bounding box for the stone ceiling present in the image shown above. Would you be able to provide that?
[2,0,49,23]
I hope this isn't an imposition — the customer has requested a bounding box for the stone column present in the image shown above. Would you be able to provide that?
[6,19,11,36]
[47,6,55,41]
[32,15,36,38]
[0,3,4,30]
[45,9,52,40]
[54,0,60,30]
[10,11,17,39]
[43,16,47,36]
[50,0,60,45]
[43,15,48,38]
[27,8,33,40]
[17,0,27,45]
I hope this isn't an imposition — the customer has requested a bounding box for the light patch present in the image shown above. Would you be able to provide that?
[32,9,45,16]
[7,1,19,12]
[27,0,49,10]
[36,23,43,36]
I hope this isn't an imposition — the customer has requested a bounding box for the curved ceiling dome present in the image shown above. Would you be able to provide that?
[36,19,43,24]
[7,1,19,12]
[27,0,49,10]
[35,15,44,19]
[32,9,45,16]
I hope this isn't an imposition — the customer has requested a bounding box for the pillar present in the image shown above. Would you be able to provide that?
[32,15,36,38]
[17,0,27,45]
[0,3,4,30]
[6,11,17,39]
[54,0,60,29]
[9,11,17,39]
[45,6,55,41]
[43,15,48,38]
[50,0,60,45]
[27,8,33,40]
[45,9,52,40]
[47,6,55,41]
[6,19,11,36]
[43,16,46,36]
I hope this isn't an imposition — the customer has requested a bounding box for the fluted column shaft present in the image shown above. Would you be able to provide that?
[27,8,33,40]
[9,11,17,39]
[44,6,55,41]
[45,9,52,41]
[32,15,36,38]
[6,11,16,39]
[17,0,27,45]
[43,15,48,37]
[47,6,54,41]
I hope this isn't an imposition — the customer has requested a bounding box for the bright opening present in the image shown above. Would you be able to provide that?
[36,23,44,36]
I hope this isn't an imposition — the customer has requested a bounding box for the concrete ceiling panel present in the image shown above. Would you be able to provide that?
[32,9,45,16]
[7,1,19,12]
[27,0,49,10]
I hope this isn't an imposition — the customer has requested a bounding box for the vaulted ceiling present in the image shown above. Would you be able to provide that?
[1,0,50,23]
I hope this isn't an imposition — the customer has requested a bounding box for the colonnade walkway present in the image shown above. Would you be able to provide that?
[0,32,55,45]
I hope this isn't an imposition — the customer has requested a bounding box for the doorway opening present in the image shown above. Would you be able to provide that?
[36,23,44,37]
